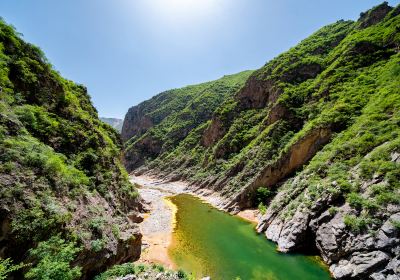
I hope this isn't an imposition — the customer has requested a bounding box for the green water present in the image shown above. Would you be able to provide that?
[168,194,331,280]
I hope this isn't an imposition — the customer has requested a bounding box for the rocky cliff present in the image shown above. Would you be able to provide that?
[122,71,253,171]
[0,19,143,279]
[122,2,400,279]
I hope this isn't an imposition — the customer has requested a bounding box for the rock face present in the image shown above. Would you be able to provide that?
[236,76,279,109]
[358,2,393,29]
[121,104,155,143]
[258,199,400,279]
[228,127,332,209]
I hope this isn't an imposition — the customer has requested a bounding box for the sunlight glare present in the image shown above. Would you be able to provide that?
[143,0,221,25]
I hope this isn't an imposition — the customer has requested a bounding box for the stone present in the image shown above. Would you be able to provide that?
[382,213,400,236]
[391,152,400,163]
[117,274,136,280]
[277,209,310,252]
[331,251,390,279]
[128,211,144,223]
[265,219,283,242]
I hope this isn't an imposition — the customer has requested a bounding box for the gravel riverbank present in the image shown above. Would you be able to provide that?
[130,175,260,269]
[130,175,186,268]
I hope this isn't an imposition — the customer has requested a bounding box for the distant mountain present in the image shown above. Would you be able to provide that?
[100,117,123,132]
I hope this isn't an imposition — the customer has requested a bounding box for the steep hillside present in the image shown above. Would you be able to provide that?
[100,117,123,132]
[122,70,253,171]
[123,2,400,279]
[0,19,143,279]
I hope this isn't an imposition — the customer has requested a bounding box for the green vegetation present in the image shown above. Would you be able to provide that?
[124,3,400,234]
[94,263,136,280]
[0,17,140,278]
[0,258,25,280]
[94,263,192,280]
[123,70,253,169]
[25,236,82,280]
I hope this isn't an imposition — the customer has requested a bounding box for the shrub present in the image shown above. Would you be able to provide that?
[347,193,364,209]
[94,263,136,280]
[391,220,400,230]
[343,214,374,232]
[258,202,267,215]
[137,264,145,272]
[152,264,165,272]
[177,269,187,279]
[90,239,105,252]
[25,236,82,280]
[328,207,338,215]
[11,202,71,242]
[254,187,273,205]
[0,258,25,280]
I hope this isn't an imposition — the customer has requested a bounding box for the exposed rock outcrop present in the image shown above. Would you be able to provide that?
[201,117,226,148]
[226,127,332,209]
[122,106,155,143]
[358,2,393,29]
[236,76,280,109]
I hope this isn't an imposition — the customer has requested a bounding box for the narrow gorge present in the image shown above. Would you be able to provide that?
[0,2,399,280]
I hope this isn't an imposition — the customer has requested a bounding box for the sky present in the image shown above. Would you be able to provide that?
[0,0,399,119]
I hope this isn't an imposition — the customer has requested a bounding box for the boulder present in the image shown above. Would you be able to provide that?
[330,251,390,279]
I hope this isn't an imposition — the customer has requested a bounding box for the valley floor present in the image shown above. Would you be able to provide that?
[130,175,186,268]
[130,174,260,270]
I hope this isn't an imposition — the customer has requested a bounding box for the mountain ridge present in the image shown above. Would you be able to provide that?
[122,2,400,279]
[100,117,123,132]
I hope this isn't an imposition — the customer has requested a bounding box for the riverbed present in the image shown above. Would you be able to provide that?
[131,175,331,279]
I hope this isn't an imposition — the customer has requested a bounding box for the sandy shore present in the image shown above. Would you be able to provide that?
[130,175,185,268]
[237,209,259,224]
[130,174,260,268]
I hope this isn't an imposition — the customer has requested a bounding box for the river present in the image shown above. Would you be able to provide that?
[131,175,331,280]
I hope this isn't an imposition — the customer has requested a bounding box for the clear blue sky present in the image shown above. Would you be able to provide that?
[0,0,398,118]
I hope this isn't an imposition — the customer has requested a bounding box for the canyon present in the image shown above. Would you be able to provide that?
[122,3,400,279]
[0,2,399,280]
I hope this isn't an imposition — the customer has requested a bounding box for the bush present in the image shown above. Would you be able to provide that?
[328,207,338,215]
[90,239,105,252]
[0,258,25,280]
[255,187,273,205]
[11,202,72,242]
[136,264,145,272]
[25,236,82,280]
[258,202,267,215]
[343,214,373,232]
[94,263,136,280]
[177,269,187,279]
[152,264,165,272]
